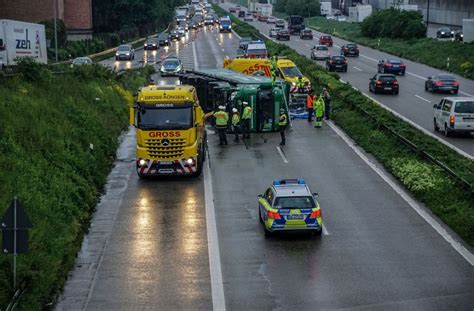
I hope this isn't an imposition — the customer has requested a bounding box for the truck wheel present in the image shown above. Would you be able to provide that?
[192,153,203,177]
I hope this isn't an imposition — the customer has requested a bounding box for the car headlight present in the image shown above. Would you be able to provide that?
[115,53,119,56]
[160,67,165,72]
[229,25,232,29]
[126,53,130,55]
[152,43,156,46]
[441,32,445,34]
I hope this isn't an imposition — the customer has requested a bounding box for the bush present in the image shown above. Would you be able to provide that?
[361,8,426,39]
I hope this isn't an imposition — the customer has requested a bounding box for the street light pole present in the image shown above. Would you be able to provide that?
[54,0,58,62]
[426,0,430,26]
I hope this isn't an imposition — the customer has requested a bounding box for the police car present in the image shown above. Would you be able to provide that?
[258,179,323,237]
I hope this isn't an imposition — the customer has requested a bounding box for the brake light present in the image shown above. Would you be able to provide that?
[310,210,321,218]
[400,64,406,67]
[344,60,348,64]
[450,115,455,126]
[452,81,460,85]
[375,80,382,85]
[267,211,281,219]
[385,63,392,67]
[393,80,398,85]
[435,81,444,85]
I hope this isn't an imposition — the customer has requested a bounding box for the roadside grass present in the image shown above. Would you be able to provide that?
[0,63,153,309]
[306,17,474,80]
[216,5,474,245]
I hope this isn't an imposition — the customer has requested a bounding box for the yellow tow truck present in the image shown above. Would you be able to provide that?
[130,85,206,177]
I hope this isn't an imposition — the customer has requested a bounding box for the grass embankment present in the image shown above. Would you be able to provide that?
[0,61,153,309]
[306,17,474,80]
[216,4,474,245]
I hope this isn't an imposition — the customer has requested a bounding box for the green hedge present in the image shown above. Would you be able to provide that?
[216,5,474,245]
[307,17,474,79]
[0,61,154,309]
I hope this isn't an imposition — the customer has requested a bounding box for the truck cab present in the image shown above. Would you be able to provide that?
[130,85,206,177]
[287,15,305,35]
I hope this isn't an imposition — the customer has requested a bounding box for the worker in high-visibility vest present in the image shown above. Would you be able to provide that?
[231,108,240,143]
[313,94,325,128]
[297,76,306,94]
[306,89,315,122]
[241,101,253,139]
[214,105,229,145]
[278,108,288,146]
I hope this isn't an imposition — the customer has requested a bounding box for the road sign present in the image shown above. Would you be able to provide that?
[1,199,32,229]
[2,230,29,254]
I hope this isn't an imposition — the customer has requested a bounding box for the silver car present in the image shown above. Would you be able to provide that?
[115,44,135,61]
[311,45,330,60]
[160,56,183,76]
[244,14,254,21]
[269,28,279,38]
[71,57,92,67]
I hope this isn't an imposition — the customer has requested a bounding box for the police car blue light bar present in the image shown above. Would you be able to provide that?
[273,179,306,186]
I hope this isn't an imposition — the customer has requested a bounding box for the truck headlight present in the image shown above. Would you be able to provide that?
[138,159,148,167]
[292,82,296,86]
[184,158,195,166]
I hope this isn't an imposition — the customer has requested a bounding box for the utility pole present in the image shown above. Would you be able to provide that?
[426,0,430,26]
[54,0,58,62]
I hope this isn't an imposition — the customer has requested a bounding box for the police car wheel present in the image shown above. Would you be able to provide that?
[313,229,322,237]
[258,210,263,223]
[263,225,272,238]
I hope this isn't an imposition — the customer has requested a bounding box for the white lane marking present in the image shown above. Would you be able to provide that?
[204,156,227,310]
[460,90,474,97]
[415,94,431,103]
[360,91,473,160]
[360,54,378,62]
[276,146,289,163]
[406,71,426,80]
[326,120,474,266]
[231,29,241,39]
[222,48,225,52]
[353,66,362,71]
[192,41,199,70]
[322,224,329,236]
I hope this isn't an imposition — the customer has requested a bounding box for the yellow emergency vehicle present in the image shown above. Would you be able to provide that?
[223,57,311,91]
[130,85,206,177]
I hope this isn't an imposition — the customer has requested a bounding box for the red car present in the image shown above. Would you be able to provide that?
[319,35,333,47]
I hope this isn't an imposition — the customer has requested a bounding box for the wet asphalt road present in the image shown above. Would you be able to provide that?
[221,2,474,158]
[58,24,474,310]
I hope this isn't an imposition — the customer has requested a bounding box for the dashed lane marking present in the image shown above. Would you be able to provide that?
[415,94,431,103]
[276,146,289,163]
[353,66,362,71]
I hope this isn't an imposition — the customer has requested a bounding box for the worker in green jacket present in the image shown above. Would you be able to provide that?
[231,108,240,143]
[278,108,288,146]
[241,101,253,139]
[214,105,229,145]
[313,94,325,128]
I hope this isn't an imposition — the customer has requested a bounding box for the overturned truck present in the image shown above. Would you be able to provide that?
[179,68,290,132]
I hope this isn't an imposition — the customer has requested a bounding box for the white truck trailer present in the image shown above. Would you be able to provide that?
[0,19,47,69]
[348,5,372,23]
[320,2,332,17]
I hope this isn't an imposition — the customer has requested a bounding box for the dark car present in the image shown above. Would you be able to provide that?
[276,30,290,41]
[436,27,454,38]
[169,30,180,41]
[158,33,170,46]
[238,10,245,18]
[454,30,463,42]
[239,37,252,50]
[326,55,347,72]
[425,74,460,94]
[319,35,333,47]
[369,74,399,95]
[144,38,159,50]
[300,29,313,40]
[378,59,406,75]
[340,43,359,57]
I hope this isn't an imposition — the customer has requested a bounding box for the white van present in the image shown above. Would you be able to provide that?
[433,97,474,136]
[245,41,268,58]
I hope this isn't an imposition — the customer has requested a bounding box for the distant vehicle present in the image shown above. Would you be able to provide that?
[176,14,187,24]
[176,26,186,36]
[454,30,463,42]
[213,14,220,23]
[287,15,305,34]
[158,33,170,46]
[326,55,347,72]
[319,35,333,47]
[239,37,252,50]
[311,45,330,60]
[0,19,47,68]
[425,74,460,94]
[433,97,474,136]
[245,41,268,58]
[436,27,454,38]
[229,6,238,13]
[320,1,332,16]
[258,14,268,22]
[115,44,134,61]
[269,28,279,38]
[300,29,313,40]
[144,38,159,50]
[369,74,399,95]
[71,57,92,67]
[160,56,183,76]
[169,30,180,41]
[340,43,359,57]
[326,15,336,20]
[238,10,246,18]
[377,59,406,75]
[244,14,254,21]
[183,23,190,31]
[219,17,232,32]
[276,29,290,41]
[258,179,323,237]
[275,19,285,28]
[267,17,276,24]
[204,16,214,25]
[333,9,342,16]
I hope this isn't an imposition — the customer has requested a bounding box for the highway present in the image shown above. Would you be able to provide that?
[57,22,474,311]
[221,2,474,159]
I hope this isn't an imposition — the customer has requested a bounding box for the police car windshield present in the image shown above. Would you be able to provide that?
[138,106,192,129]
[281,66,302,77]
[274,196,315,209]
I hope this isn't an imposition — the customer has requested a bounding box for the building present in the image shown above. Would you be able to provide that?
[0,0,93,40]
